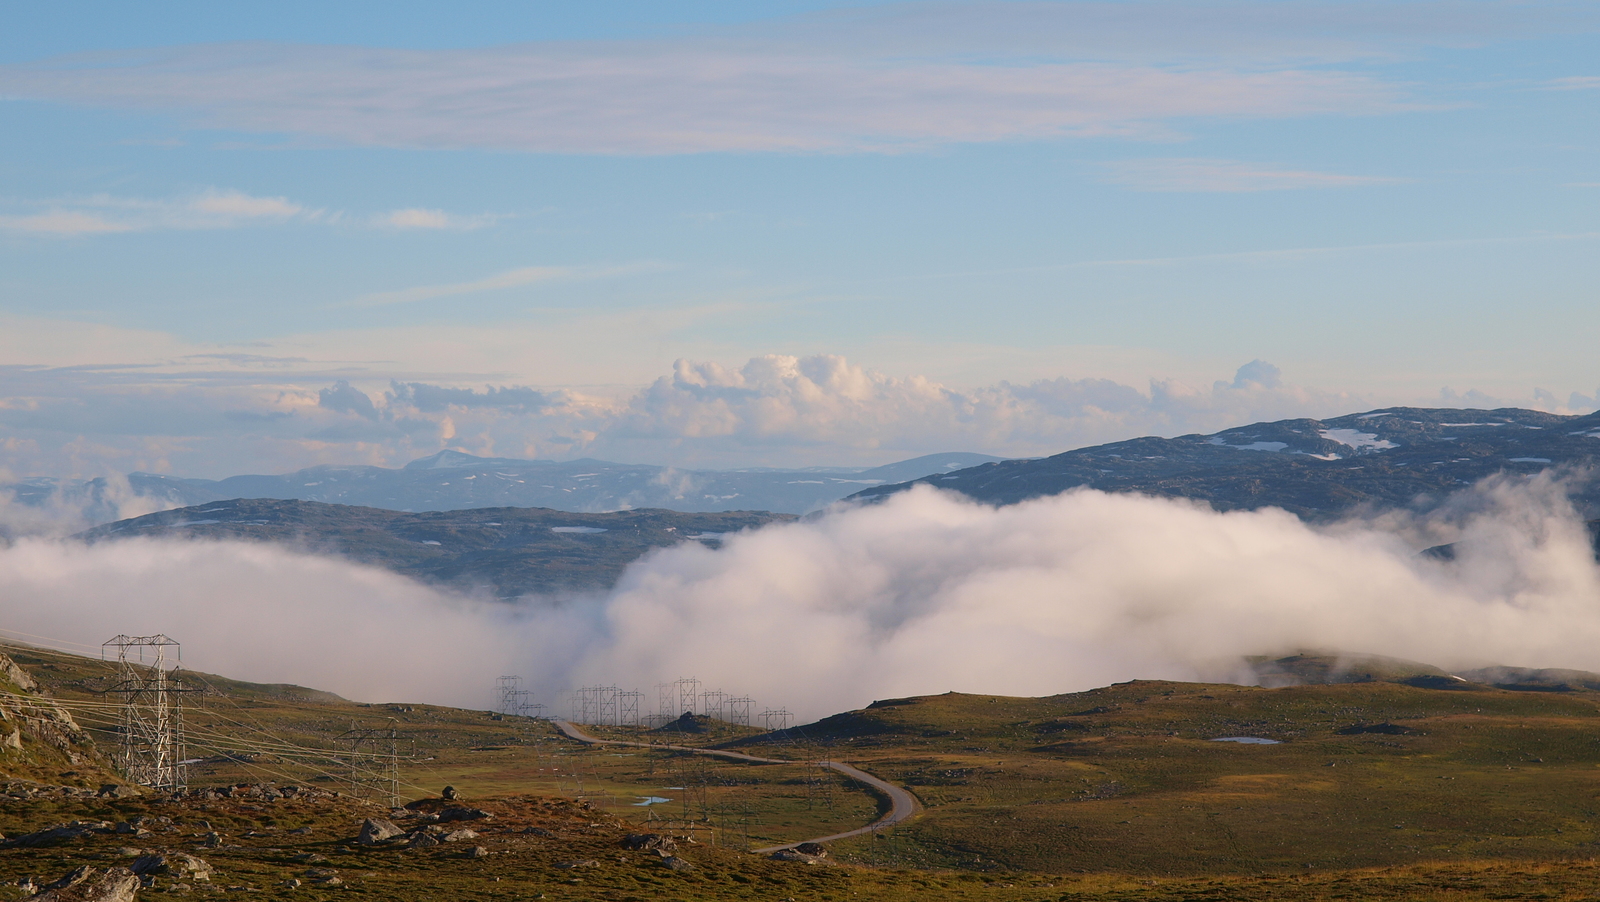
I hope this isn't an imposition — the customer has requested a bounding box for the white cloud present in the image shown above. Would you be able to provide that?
[0,191,514,237]
[1103,158,1403,192]
[188,188,302,218]
[376,208,502,230]
[1546,76,1600,90]
[2,330,1596,479]
[0,37,1408,155]
[0,188,310,235]
[0,211,133,235]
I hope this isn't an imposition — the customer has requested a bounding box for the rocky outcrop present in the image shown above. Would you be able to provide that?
[131,852,213,881]
[621,833,677,854]
[0,652,38,691]
[31,866,139,902]
[5,820,111,848]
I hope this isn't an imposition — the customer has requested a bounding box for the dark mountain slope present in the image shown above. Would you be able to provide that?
[78,499,793,597]
[850,406,1600,520]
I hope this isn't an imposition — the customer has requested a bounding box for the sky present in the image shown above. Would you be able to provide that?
[2,0,1598,478]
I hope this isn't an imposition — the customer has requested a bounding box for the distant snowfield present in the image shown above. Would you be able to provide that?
[1319,428,1398,450]
[1209,438,1289,452]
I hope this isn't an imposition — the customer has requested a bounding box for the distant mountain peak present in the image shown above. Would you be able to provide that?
[404,450,525,470]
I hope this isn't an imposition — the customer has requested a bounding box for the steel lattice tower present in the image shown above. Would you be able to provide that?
[101,635,187,791]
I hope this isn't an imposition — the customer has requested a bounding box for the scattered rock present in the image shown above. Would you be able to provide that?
[659,856,695,871]
[97,785,136,799]
[277,879,301,889]
[554,860,598,869]
[436,806,493,823]
[620,833,676,854]
[31,866,139,902]
[441,785,459,801]
[522,827,554,837]
[357,817,404,845]
[463,846,489,859]
[202,832,222,848]
[795,842,827,857]
[442,829,478,843]
[406,831,440,849]
[293,853,327,865]
[300,869,339,881]
[770,849,825,864]
[131,852,213,881]
[5,821,109,848]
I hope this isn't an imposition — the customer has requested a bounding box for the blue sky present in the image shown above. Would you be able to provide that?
[1,1,1598,478]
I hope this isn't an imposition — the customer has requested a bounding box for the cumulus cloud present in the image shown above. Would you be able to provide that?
[589,355,1362,464]
[7,351,1592,480]
[1102,158,1404,192]
[3,476,1599,719]
[317,380,379,420]
[386,382,554,414]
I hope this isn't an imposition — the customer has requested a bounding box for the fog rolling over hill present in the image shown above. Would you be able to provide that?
[853,406,1600,519]
[6,451,1003,528]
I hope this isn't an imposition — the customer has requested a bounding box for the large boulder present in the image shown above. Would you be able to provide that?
[356,817,404,845]
[32,866,139,902]
[406,831,440,849]
[131,852,212,881]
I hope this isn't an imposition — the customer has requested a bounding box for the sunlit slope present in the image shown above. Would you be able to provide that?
[760,678,1600,875]
[0,642,882,849]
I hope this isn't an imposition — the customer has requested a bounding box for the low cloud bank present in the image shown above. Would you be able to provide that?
[6,352,1598,481]
[2,477,1599,719]
[0,354,1375,479]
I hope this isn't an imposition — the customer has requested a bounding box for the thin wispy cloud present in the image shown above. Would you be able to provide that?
[1545,76,1600,90]
[375,208,503,230]
[17,1,1585,155]
[0,188,310,235]
[0,37,1411,155]
[1103,158,1404,192]
[0,191,509,237]
[0,211,133,235]
[351,266,574,307]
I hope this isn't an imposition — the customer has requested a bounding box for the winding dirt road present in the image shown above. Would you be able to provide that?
[551,718,918,852]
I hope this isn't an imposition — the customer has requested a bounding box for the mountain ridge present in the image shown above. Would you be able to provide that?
[77,498,794,598]
[849,406,1600,519]
[5,451,1005,528]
